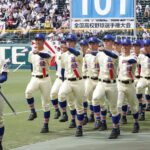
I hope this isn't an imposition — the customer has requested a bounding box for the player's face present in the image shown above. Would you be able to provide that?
[88,43,99,51]
[66,40,76,48]
[134,45,140,55]
[103,40,113,49]
[35,39,44,49]
[60,43,68,53]
[144,45,150,53]
[122,45,131,55]
[80,44,88,54]
[99,45,104,51]
[113,43,121,53]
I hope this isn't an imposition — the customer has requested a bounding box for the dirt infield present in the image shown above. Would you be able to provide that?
[12,131,150,150]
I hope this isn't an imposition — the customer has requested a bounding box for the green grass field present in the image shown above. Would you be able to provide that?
[2,70,150,150]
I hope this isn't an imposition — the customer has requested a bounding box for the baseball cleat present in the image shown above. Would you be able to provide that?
[75,128,83,137]
[88,114,95,123]
[83,116,88,125]
[28,112,37,121]
[40,127,49,133]
[139,114,145,121]
[121,116,128,124]
[94,120,102,130]
[69,120,76,128]
[108,128,118,139]
[59,113,68,122]
[132,123,140,133]
[99,123,107,131]
[54,110,61,119]
[132,124,140,133]
[146,104,150,111]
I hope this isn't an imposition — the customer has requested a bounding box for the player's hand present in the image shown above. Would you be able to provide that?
[98,46,104,51]
[33,50,39,54]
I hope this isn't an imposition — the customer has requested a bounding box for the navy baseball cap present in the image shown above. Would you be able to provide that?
[114,39,121,45]
[133,40,141,46]
[88,37,99,43]
[35,33,45,40]
[121,38,132,45]
[79,39,88,45]
[103,34,115,41]
[143,39,150,46]
[66,34,77,42]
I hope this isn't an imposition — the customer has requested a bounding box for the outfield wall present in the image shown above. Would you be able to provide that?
[0,44,32,69]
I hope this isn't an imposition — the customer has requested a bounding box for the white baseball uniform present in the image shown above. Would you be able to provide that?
[58,51,84,114]
[25,49,52,112]
[136,53,150,95]
[92,50,118,115]
[83,52,99,105]
[50,51,75,110]
[117,54,138,114]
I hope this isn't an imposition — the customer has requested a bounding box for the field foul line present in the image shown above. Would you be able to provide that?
[4,109,43,116]
[4,106,55,116]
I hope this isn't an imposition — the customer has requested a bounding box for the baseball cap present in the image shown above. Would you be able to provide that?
[132,39,141,46]
[143,39,150,46]
[103,34,115,41]
[35,33,45,40]
[79,39,88,45]
[114,39,121,45]
[66,34,77,42]
[88,37,99,43]
[121,38,132,45]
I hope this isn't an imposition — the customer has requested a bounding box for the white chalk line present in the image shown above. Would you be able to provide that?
[4,109,43,116]
[4,106,55,116]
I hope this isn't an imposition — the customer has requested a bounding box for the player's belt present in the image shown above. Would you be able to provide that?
[67,77,82,81]
[99,79,116,83]
[141,76,150,80]
[59,77,66,80]
[118,80,134,84]
[135,75,141,79]
[83,76,88,79]
[32,74,49,78]
[87,76,98,80]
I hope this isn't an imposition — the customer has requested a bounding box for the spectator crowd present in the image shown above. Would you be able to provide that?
[0,0,149,42]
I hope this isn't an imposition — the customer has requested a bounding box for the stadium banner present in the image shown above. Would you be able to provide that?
[71,0,135,30]
[0,44,31,69]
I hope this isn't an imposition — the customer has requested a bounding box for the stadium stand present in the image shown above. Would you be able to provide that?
[0,0,149,43]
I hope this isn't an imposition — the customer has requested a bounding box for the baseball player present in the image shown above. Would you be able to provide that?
[80,39,89,125]
[25,33,52,133]
[92,34,120,139]
[50,39,77,129]
[0,58,8,150]
[50,39,66,119]
[113,39,130,124]
[83,37,100,126]
[117,38,140,133]
[58,34,85,136]
[136,39,150,120]
[113,39,122,54]
[132,39,146,121]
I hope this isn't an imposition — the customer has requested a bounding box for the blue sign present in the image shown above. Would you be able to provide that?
[71,0,135,19]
